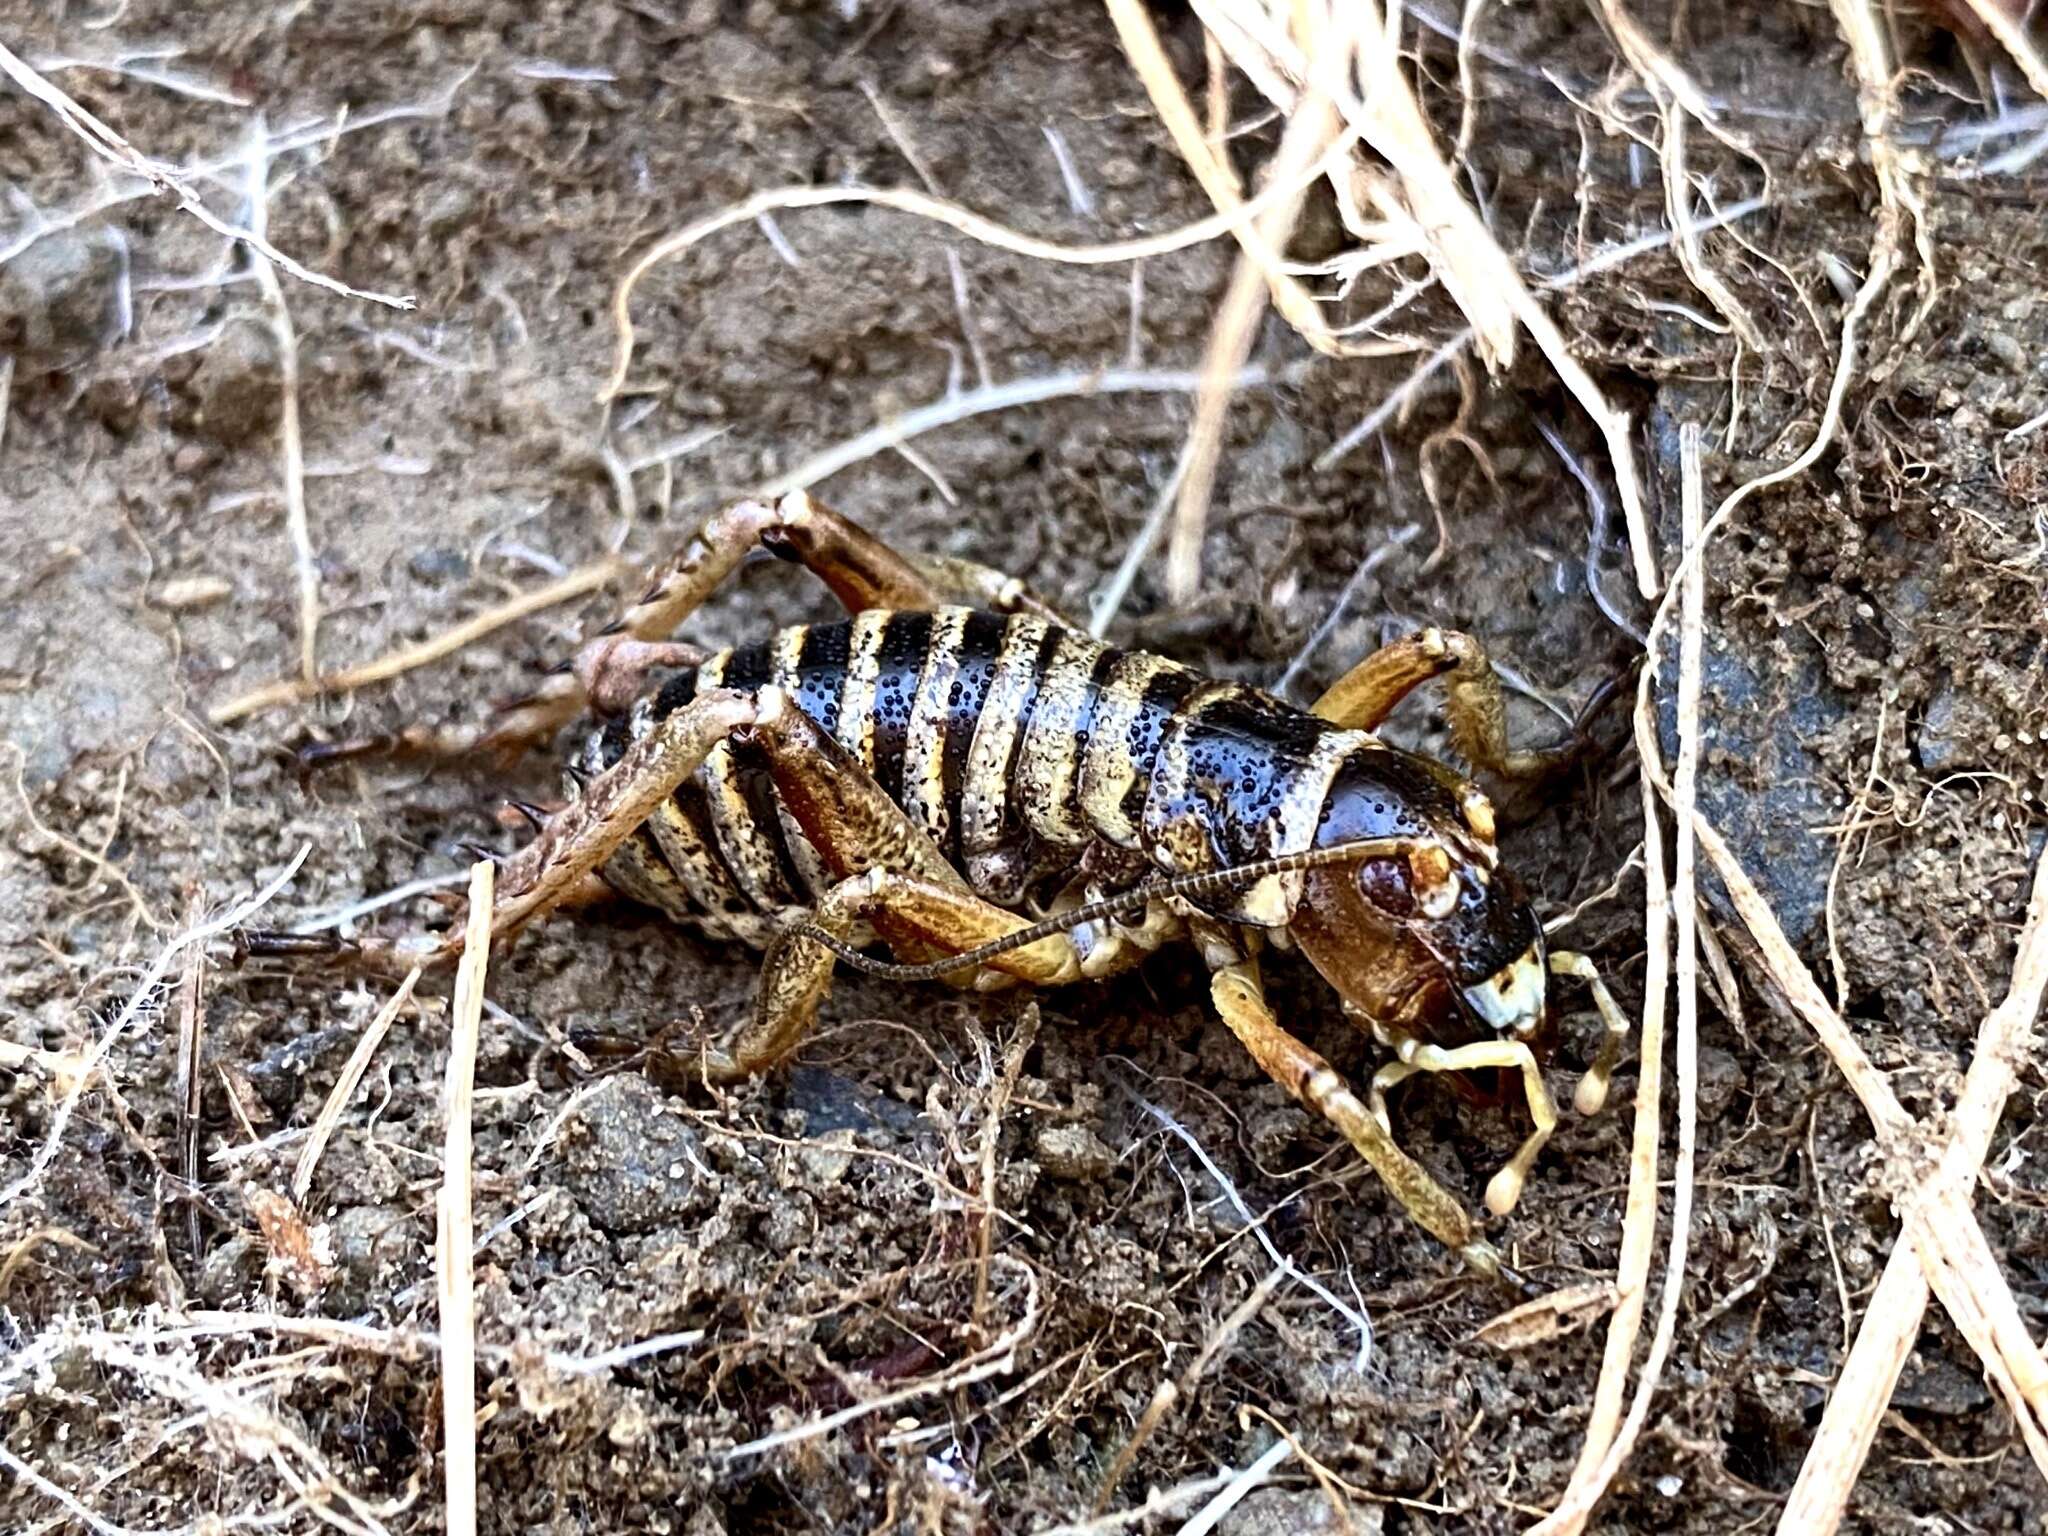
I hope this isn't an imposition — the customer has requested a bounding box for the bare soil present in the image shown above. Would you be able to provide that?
[3,3,2046,1533]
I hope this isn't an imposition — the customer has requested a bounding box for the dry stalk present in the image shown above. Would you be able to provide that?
[1539,550,1673,1531]
[292,967,423,1202]
[173,887,207,1261]
[236,121,320,685]
[973,1005,1040,1335]
[1781,848,2048,1530]
[1165,42,1344,602]
[751,363,1297,505]
[0,41,412,309]
[1957,0,2048,103]
[1531,425,1707,1536]
[211,557,626,724]
[1175,1438,1296,1536]
[437,861,495,1536]
[603,174,1360,403]
[1827,0,1938,344]
[1094,1266,1287,1513]
[1104,0,1326,347]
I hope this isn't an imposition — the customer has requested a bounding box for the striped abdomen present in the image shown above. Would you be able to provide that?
[577,608,1379,944]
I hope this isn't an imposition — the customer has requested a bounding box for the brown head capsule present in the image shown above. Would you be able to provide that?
[1288,749,1551,1057]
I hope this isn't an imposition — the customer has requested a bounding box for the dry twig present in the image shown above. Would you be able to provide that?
[1532,424,1707,1536]
[240,124,320,684]
[1163,25,1345,602]
[1780,847,2048,1531]
[1956,0,2048,101]
[0,41,412,309]
[438,862,494,1536]
[292,968,424,1202]
[211,558,626,724]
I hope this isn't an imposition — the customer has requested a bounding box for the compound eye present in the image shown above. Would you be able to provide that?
[1355,858,1416,918]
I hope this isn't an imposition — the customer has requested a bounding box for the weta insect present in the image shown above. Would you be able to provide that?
[268,492,1627,1282]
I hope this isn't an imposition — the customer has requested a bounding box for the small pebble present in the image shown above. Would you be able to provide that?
[1984,331,2026,374]
[1033,1124,1114,1181]
[154,575,233,612]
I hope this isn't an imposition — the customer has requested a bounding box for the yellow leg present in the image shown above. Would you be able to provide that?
[1311,626,1576,782]
[1369,1037,1559,1218]
[1552,949,1631,1117]
[718,867,1081,1081]
[1209,959,1513,1284]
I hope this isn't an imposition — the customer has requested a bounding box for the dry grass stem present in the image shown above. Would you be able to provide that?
[1781,847,2048,1529]
[437,861,495,1536]
[238,124,320,684]
[173,888,207,1260]
[1958,0,2048,101]
[1828,0,1937,342]
[751,364,1295,505]
[603,174,1359,402]
[974,1006,1040,1335]
[0,41,413,309]
[1103,0,1345,354]
[1174,1437,1296,1536]
[1165,58,1343,601]
[211,557,627,723]
[0,848,309,1214]
[1533,424,1707,1536]
[292,967,423,1202]
[1605,239,2048,1511]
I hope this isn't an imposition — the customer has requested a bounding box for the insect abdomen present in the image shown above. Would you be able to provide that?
[582,607,1370,939]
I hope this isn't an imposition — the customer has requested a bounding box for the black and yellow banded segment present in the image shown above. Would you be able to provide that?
[579,608,1387,941]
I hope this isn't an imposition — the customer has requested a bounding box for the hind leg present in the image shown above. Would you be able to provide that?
[315,492,1063,763]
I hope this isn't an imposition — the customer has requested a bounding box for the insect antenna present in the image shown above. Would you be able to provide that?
[796,835,1419,984]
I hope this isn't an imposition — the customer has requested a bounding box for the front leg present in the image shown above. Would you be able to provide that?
[1310,627,1601,783]
[1208,958,1515,1285]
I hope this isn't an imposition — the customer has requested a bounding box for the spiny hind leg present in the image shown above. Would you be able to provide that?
[1208,958,1513,1284]
[703,689,1080,1077]
[1367,1034,1558,1219]
[342,492,1067,764]
[310,685,763,973]
[1310,627,1600,783]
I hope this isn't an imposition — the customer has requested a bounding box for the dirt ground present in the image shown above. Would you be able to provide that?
[3,2,2046,1532]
